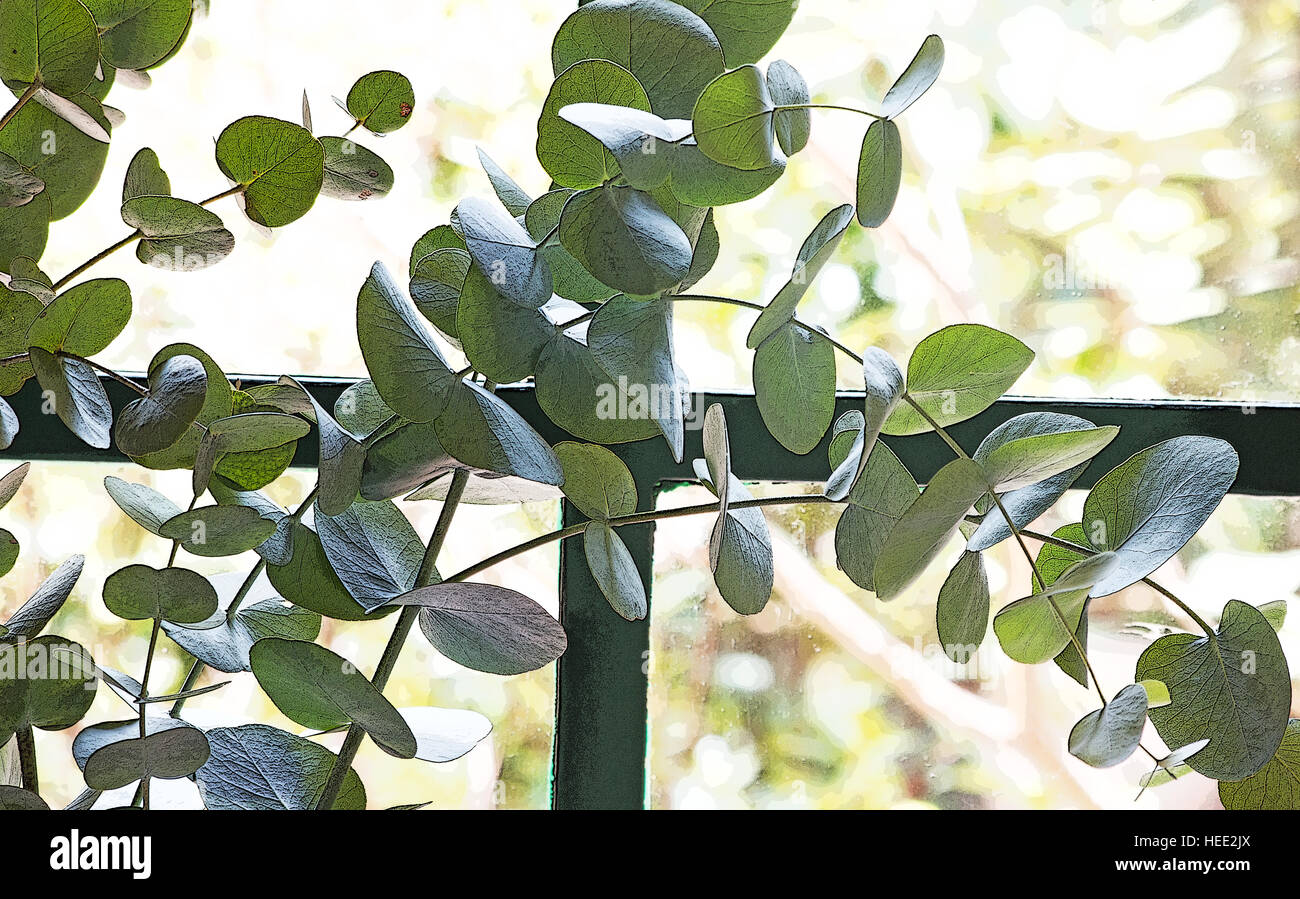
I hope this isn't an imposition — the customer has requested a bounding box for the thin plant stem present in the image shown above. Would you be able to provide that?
[51,231,143,291]
[0,82,39,132]
[139,617,162,810]
[16,727,38,795]
[199,185,245,206]
[672,294,864,363]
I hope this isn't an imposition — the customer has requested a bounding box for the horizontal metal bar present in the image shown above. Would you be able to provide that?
[3,375,1295,495]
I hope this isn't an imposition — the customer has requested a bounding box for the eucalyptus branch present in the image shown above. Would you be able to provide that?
[137,616,162,810]
[0,82,39,133]
[672,294,865,363]
[50,231,143,292]
[15,727,38,795]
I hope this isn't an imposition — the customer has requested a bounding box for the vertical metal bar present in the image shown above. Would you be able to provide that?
[551,486,656,810]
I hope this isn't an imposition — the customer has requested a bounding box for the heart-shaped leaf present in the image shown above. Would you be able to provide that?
[346,70,414,134]
[72,715,194,771]
[102,564,218,624]
[215,116,323,228]
[127,343,232,471]
[121,196,235,271]
[249,637,417,758]
[196,724,366,810]
[1067,682,1149,768]
[0,635,97,744]
[389,583,568,676]
[855,118,901,228]
[555,442,636,520]
[1083,436,1239,597]
[1137,600,1290,781]
[113,353,207,457]
[27,346,112,449]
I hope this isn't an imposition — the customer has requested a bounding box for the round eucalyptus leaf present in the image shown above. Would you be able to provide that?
[82,726,210,791]
[389,583,568,676]
[0,785,48,809]
[433,380,564,487]
[880,34,945,119]
[1137,600,1290,781]
[320,136,394,201]
[400,706,493,764]
[334,378,397,437]
[883,324,1034,436]
[408,224,466,278]
[0,150,44,208]
[360,419,461,503]
[266,522,393,621]
[25,277,131,356]
[753,322,836,455]
[128,343,233,471]
[204,486,291,566]
[872,457,988,602]
[662,138,785,207]
[0,90,109,219]
[534,331,661,445]
[316,499,423,612]
[215,116,324,228]
[935,551,989,663]
[346,70,415,134]
[1219,719,1300,810]
[121,196,235,270]
[162,570,320,673]
[102,564,218,624]
[456,196,552,309]
[72,715,194,771]
[410,247,469,339]
[122,147,171,202]
[555,101,686,192]
[855,118,901,228]
[1082,436,1239,598]
[27,346,112,449]
[1066,683,1148,769]
[558,185,692,295]
[0,287,43,395]
[456,266,565,384]
[584,522,647,621]
[0,635,97,743]
[675,0,794,66]
[82,0,192,70]
[158,505,277,558]
[825,347,905,501]
[555,442,636,520]
[0,0,100,94]
[196,724,366,810]
[766,59,811,156]
[692,65,778,171]
[833,440,918,592]
[0,553,82,642]
[357,261,456,423]
[552,0,724,119]
[112,353,206,456]
[249,637,416,759]
[991,554,1117,664]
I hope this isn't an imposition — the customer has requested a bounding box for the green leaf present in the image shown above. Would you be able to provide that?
[392,583,567,676]
[122,147,170,202]
[346,70,415,134]
[967,415,1099,552]
[0,786,48,809]
[1219,719,1300,810]
[1137,600,1291,781]
[1260,600,1287,632]
[204,482,294,566]
[1083,436,1239,597]
[356,261,456,423]
[558,185,692,295]
[824,347,905,501]
[112,353,206,457]
[0,90,109,219]
[102,564,218,624]
[410,247,469,340]
[319,136,394,201]
[158,505,277,558]
[0,636,97,745]
[663,138,785,206]
[1067,683,1148,768]
[692,64,779,171]
[277,376,363,517]
[81,0,192,70]
[556,101,686,192]
[127,343,233,471]
[754,322,835,455]
[196,724,366,810]
[455,266,565,384]
[408,224,466,278]
[0,529,16,577]
[540,57,650,188]
[534,331,663,445]
[476,147,531,217]
[434,379,564,486]
[251,637,416,758]
[25,278,130,356]
[0,191,51,274]
[103,477,180,536]
[0,286,43,395]
[315,499,423,612]
[0,553,81,642]
[27,346,112,449]
[121,195,235,271]
[162,570,320,674]
[873,458,988,601]
[748,203,854,349]
[0,461,30,512]
[30,85,110,142]
[855,118,901,228]
[935,551,989,663]
[455,196,552,308]
[707,473,774,615]
[359,420,461,503]
[556,442,636,519]
[883,325,1034,436]
[585,522,647,620]
[0,150,44,208]
[215,116,324,228]
[833,440,919,592]
[193,410,309,495]
[552,0,724,119]
[1028,522,1093,685]
[406,472,562,506]
[979,423,1118,492]
[880,34,945,119]
[72,715,193,771]
[992,553,1117,664]
[1140,679,1171,708]
[766,59,810,155]
[266,522,393,621]
[587,293,686,460]
[674,0,794,66]
[525,189,621,302]
[0,0,100,94]
[701,403,731,518]
[82,726,210,791]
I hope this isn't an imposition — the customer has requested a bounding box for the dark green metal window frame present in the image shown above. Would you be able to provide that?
[6,374,1297,808]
